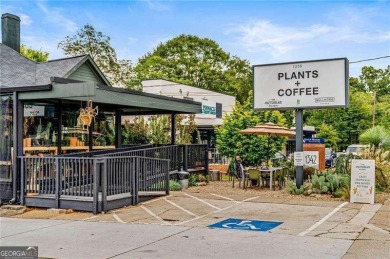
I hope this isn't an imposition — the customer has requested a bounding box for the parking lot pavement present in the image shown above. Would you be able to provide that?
[2,192,388,258]
[83,192,364,237]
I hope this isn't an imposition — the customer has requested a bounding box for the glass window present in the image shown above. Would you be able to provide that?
[23,102,58,156]
[0,95,13,181]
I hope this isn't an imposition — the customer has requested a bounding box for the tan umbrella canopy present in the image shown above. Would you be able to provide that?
[238,122,296,163]
[238,122,296,137]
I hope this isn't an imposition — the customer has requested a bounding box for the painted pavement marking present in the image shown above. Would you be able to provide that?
[141,197,165,205]
[174,204,235,226]
[209,218,283,232]
[163,197,198,217]
[112,213,126,224]
[242,196,260,202]
[184,193,221,210]
[140,205,171,225]
[81,215,98,221]
[210,193,236,202]
[364,223,390,235]
[298,202,348,236]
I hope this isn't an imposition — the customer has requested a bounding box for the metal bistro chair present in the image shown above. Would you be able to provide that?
[274,168,283,190]
[247,168,261,190]
[281,167,290,187]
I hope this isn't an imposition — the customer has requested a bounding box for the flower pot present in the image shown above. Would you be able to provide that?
[24,138,32,147]
[69,137,78,147]
[79,115,92,126]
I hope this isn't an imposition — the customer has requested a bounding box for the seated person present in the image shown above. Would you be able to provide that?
[234,156,244,180]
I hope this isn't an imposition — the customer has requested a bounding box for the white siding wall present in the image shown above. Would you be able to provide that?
[142,80,235,126]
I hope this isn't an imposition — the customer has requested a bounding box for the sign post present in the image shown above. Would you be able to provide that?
[253,58,349,188]
[295,109,304,186]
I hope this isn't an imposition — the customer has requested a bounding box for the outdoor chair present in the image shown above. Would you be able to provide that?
[281,167,290,186]
[274,168,283,190]
[247,169,261,190]
[232,176,243,188]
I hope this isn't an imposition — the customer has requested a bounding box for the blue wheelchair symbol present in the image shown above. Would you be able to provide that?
[209,218,282,232]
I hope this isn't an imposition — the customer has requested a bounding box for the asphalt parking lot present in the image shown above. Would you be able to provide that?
[2,190,389,258]
[75,191,377,238]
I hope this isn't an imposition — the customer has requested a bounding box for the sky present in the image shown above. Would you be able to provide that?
[1,0,389,77]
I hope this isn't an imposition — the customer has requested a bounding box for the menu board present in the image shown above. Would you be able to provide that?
[350,159,375,204]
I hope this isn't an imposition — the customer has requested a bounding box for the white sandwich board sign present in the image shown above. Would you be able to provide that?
[350,159,375,204]
[253,58,349,110]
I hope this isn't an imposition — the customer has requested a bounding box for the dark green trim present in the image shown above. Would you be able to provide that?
[0,84,52,93]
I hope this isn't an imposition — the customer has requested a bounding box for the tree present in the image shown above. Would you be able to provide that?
[215,92,288,166]
[305,65,390,150]
[58,24,135,89]
[131,35,252,102]
[20,45,49,62]
[306,90,372,150]
[359,126,390,151]
[359,66,390,98]
[147,114,198,145]
[316,124,340,150]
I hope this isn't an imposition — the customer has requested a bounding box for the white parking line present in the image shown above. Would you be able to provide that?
[242,196,259,202]
[81,216,98,221]
[163,198,198,217]
[184,193,221,210]
[298,202,348,236]
[210,193,237,202]
[140,205,171,225]
[364,223,390,235]
[142,197,165,205]
[175,204,236,226]
[112,213,126,224]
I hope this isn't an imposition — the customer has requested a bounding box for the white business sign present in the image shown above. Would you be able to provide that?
[294,152,304,166]
[253,58,349,110]
[350,159,375,204]
[199,101,216,118]
[24,105,45,117]
[303,151,319,169]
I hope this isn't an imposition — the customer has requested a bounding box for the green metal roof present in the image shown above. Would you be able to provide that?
[18,82,202,114]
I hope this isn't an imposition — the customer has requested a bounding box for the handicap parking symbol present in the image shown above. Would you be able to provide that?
[208,218,283,232]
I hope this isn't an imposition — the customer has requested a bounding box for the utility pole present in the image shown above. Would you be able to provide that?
[372,91,376,127]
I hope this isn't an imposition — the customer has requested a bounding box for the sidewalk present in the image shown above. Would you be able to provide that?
[1,190,389,259]
[343,198,390,258]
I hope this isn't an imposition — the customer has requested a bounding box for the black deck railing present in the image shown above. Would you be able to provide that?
[20,156,169,213]
[19,144,208,213]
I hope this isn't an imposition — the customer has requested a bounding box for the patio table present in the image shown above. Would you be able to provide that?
[258,167,283,191]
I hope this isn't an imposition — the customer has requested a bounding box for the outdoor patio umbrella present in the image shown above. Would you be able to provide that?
[238,122,296,163]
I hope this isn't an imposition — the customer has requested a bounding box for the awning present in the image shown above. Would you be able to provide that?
[18,82,202,114]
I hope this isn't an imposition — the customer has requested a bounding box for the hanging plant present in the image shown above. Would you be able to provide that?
[77,100,98,128]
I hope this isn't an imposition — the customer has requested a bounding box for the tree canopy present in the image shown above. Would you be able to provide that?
[20,45,49,62]
[58,24,135,89]
[215,92,288,166]
[305,65,389,150]
[130,35,252,102]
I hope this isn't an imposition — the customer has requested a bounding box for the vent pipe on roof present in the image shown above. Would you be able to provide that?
[1,13,20,52]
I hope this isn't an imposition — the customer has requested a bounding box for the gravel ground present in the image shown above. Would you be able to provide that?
[185,180,390,203]
[1,181,388,219]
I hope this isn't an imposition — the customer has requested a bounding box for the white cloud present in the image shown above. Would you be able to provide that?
[149,36,171,50]
[21,35,63,59]
[128,36,138,45]
[143,0,171,11]
[229,7,390,58]
[20,13,32,26]
[36,0,77,32]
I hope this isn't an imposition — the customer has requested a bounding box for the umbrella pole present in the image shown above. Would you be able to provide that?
[267,133,270,165]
